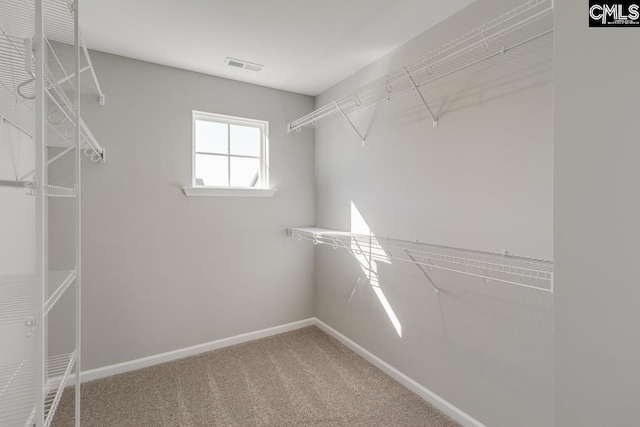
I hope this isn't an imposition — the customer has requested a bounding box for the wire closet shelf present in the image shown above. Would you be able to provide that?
[287,0,554,137]
[0,352,76,427]
[1,1,99,426]
[0,0,105,163]
[0,270,76,327]
[287,228,554,294]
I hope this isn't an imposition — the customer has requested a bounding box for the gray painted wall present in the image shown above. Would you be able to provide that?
[49,52,316,370]
[553,3,640,426]
[313,0,553,426]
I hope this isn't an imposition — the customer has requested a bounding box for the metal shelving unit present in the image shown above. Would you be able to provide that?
[0,0,105,165]
[0,0,104,426]
[287,227,554,294]
[0,270,76,327]
[287,0,554,141]
[0,352,76,427]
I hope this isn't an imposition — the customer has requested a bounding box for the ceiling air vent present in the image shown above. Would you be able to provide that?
[224,57,264,72]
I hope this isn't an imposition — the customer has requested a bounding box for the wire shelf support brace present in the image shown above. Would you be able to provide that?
[287,0,554,138]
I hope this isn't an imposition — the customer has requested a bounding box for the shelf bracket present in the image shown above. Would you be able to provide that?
[1,114,33,139]
[0,179,34,190]
[404,249,441,295]
[25,318,36,337]
[482,269,491,284]
[334,102,366,144]
[404,67,438,128]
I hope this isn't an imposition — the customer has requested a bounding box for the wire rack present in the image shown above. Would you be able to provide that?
[0,0,105,161]
[287,0,553,136]
[0,352,76,427]
[0,180,75,197]
[1,2,95,426]
[0,270,76,326]
[43,183,75,197]
[288,227,553,293]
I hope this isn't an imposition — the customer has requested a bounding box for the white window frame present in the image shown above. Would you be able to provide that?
[184,111,276,197]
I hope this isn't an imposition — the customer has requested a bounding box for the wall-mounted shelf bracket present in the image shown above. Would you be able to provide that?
[0,180,33,190]
[404,67,438,128]
[404,249,440,295]
[24,318,36,337]
[99,93,105,106]
[482,269,491,284]
[1,115,34,139]
[334,102,366,144]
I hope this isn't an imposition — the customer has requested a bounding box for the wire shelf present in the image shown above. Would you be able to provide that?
[44,183,75,197]
[287,0,553,134]
[0,352,76,427]
[0,0,105,160]
[0,180,76,197]
[288,227,553,293]
[0,270,76,326]
[2,3,91,426]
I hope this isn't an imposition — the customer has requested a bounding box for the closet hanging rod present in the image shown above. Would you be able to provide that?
[288,227,551,264]
[287,227,553,293]
[287,0,553,134]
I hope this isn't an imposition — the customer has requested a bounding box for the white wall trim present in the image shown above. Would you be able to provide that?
[55,317,484,427]
[59,318,314,387]
[314,319,487,427]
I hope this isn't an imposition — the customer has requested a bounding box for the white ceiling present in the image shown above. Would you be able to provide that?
[81,0,475,96]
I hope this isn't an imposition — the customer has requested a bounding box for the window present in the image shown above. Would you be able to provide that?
[189,111,272,196]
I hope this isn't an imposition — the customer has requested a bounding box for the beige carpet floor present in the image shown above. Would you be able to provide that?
[52,326,460,426]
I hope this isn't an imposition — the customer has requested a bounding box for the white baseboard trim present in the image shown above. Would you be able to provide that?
[60,318,315,387]
[314,319,487,427]
[57,317,483,427]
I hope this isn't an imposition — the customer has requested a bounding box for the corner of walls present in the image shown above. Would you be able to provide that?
[553,1,640,425]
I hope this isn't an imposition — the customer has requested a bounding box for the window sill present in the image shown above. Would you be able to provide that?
[182,187,278,198]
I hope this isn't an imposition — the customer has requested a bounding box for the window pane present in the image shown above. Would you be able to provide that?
[230,125,260,157]
[195,154,228,186]
[230,157,260,187]
[195,120,227,154]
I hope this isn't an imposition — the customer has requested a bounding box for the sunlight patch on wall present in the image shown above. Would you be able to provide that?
[350,202,401,337]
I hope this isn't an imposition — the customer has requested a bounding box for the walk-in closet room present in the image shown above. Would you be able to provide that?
[1,0,639,426]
